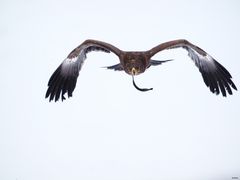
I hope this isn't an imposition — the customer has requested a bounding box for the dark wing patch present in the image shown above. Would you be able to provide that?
[45,57,80,102]
[185,47,237,96]
[85,46,110,54]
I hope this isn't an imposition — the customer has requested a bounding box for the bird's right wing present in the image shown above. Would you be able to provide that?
[45,39,122,102]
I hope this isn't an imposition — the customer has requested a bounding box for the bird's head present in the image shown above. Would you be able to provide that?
[123,53,147,76]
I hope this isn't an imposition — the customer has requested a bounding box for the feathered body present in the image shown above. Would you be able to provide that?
[46,39,237,102]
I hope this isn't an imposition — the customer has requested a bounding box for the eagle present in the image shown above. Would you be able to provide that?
[45,39,237,102]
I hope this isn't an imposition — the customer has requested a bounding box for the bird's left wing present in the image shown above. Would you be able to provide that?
[147,39,237,96]
[45,39,122,102]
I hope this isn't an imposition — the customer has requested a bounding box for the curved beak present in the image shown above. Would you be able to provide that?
[131,68,137,75]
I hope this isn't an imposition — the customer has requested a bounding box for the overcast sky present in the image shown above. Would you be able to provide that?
[0,0,240,180]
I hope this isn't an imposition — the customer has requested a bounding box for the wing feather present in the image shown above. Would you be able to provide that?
[46,40,122,101]
[148,39,237,96]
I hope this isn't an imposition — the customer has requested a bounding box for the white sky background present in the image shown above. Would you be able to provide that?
[0,0,240,180]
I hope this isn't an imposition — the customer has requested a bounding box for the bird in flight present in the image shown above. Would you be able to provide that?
[46,39,237,102]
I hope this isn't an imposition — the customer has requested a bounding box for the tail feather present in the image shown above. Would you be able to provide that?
[103,63,123,71]
[150,59,173,66]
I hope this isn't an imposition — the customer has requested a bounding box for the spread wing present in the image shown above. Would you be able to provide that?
[45,39,122,102]
[148,39,237,96]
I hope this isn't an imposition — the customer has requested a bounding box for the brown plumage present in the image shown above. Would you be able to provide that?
[45,39,237,102]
